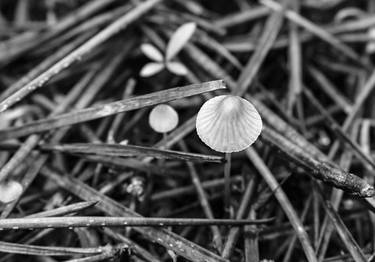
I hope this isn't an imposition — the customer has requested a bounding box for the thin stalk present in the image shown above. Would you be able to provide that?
[0,216,273,230]
[224,152,232,216]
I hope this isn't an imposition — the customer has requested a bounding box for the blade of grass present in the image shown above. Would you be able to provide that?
[308,66,353,114]
[0,216,273,230]
[40,166,230,262]
[246,147,318,262]
[235,9,284,96]
[286,0,302,114]
[0,241,105,256]
[0,80,225,140]
[0,0,163,112]
[315,184,367,262]
[221,176,257,258]
[41,143,224,163]
[26,201,97,218]
[179,141,223,250]
[260,0,369,67]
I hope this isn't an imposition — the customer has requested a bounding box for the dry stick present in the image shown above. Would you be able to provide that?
[40,167,231,262]
[261,126,373,197]
[260,0,369,67]
[0,81,225,140]
[246,147,318,262]
[179,141,223,250]
[248,96,374,196]
[317,151,353,262]
[287,0,302,114]
[221,176,256,258]
[0,0,163,113]
[234,9,284,96]
[315,185,367,262]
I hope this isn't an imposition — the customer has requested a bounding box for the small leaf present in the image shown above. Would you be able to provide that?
[166,61,188,75]
[140,62,164,77]
[166,22,197,61]
[0,180,23,204]
[141,43,163,62]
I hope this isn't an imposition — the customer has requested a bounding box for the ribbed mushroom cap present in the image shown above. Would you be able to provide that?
[196,95,262,153]
[149,104,179,133]
[0,180,23,204]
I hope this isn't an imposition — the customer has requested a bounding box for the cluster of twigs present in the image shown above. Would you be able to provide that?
[1,0,375,261]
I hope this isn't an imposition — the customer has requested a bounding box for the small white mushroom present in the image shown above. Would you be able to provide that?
[196,95,262,153]
[149,104,179,133]
[0,180,23,204]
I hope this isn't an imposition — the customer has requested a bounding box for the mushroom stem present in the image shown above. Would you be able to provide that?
[224,152,232,216]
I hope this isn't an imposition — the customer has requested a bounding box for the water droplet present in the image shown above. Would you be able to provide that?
[12,226,19,230]
[68,227,73,230]
[0,104,8,112]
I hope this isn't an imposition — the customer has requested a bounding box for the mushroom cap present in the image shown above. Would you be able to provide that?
[0,180,23,204]
[196,95,262,153]
[149,104,179,133]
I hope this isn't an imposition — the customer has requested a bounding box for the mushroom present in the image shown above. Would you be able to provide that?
[149,104,179,135]
[0,180,23,204]
[196,95,262,214]
[149,104,179,174]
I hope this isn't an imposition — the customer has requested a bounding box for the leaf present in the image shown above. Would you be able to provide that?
[140,43,163,62]
[166,61,188,75]
[140,62,164,77]
[166,22,197,61]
